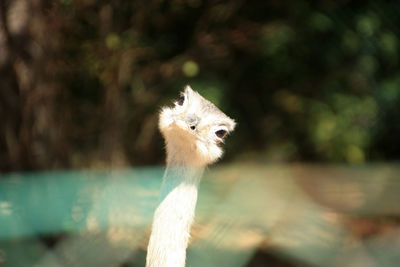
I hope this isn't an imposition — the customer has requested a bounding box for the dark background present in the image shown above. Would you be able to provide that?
[1,0,399,171]
[1,2,400,266]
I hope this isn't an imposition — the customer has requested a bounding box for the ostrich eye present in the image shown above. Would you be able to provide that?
[177,94,185,106]
[215,129,227,139]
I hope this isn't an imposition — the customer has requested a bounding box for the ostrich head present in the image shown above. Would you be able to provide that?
[159,85,236,167]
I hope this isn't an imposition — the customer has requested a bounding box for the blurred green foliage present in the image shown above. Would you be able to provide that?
[1,0,400,171]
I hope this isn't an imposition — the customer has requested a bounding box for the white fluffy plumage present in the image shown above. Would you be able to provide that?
[159,85,235,167]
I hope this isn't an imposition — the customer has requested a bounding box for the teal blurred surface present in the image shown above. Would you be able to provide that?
[1,164,400,266]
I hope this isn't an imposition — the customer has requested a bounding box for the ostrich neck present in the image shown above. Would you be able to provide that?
[146,149,205,267]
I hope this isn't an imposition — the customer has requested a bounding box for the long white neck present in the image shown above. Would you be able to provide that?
[146,153,204,267]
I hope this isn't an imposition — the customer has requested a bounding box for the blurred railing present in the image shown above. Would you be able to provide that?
[1,164,399,267]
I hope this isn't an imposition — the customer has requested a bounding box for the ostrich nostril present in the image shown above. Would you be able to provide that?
[186,114,199,130]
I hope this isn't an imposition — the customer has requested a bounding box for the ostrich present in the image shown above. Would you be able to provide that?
[146,86,236,267]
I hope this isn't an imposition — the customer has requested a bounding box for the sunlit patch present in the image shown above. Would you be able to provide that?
[0,202,13,215]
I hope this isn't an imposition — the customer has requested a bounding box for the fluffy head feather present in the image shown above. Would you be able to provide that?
[159,85,236,167]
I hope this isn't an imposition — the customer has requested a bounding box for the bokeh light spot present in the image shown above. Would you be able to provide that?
[182,60,199,77]
[106,33,120,50]
[346,145,365,164]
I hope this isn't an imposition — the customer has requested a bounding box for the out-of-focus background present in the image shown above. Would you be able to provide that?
[1,1,400,266]
[2,0,400,170]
